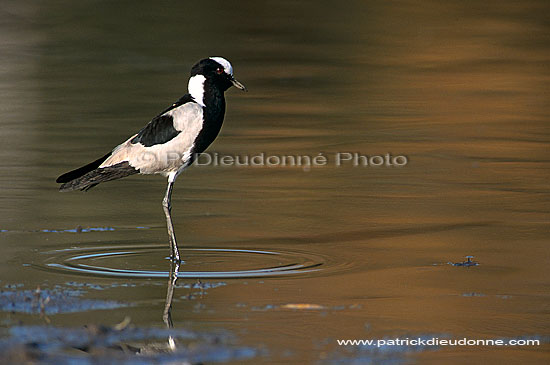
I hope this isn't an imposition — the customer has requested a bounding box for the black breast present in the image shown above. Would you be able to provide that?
[190,81,226,156]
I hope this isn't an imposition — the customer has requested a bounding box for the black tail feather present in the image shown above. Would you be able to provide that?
[58,161,138,192]
[56,153,112,183]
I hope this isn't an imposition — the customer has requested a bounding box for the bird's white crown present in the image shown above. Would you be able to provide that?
[210,57,233,76]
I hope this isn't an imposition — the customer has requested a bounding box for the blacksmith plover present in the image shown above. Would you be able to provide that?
[56,57,247,262]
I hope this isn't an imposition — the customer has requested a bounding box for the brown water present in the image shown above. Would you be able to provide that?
[0,0,549,363]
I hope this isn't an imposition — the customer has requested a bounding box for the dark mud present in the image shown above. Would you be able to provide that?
[0,322,258,364]
[449,256,479,267]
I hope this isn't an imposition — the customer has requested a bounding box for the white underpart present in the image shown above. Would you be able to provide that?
[187,74,206,107]
[100,103,204,177]
[209,57,233,76]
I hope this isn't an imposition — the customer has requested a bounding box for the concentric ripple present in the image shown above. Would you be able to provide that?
[37,245,326,279]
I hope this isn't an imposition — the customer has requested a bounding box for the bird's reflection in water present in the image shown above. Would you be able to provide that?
[162,260,180,351]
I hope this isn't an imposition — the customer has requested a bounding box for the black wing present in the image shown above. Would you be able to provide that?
[58,161,138,192]
[130,94,195,147]
[56,152,111,183]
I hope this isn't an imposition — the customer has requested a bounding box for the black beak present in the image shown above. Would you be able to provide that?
[231,77,247,92]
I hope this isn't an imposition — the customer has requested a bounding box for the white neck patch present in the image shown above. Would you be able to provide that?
[188,74,206,107]
[209,57,233,76]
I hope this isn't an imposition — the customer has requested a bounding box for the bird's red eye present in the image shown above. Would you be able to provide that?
[216,67,224,75]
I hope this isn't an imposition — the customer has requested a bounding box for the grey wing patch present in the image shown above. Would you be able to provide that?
[130,97,204,147]
[165,102,204,133]
[130,114,180,147]
[100,102,204,174]
[130,94,196,147]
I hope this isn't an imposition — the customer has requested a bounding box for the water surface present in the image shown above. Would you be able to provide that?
[0,0,548,363]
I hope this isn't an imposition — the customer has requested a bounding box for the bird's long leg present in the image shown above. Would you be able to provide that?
[162,260,179,328]
[162,179,181,262]
[163,260,179,351]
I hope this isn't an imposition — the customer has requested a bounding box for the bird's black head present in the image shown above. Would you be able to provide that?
[190,57,247,92]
